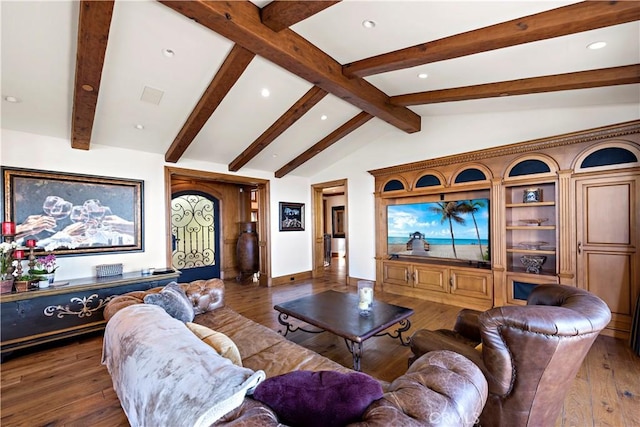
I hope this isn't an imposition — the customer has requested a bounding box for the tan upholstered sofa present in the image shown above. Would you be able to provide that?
[102,279,488,426]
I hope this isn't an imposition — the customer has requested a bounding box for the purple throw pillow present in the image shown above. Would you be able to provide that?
[252,370,383,427]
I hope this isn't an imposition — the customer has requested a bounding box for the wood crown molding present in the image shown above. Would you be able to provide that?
[368,120,640,177]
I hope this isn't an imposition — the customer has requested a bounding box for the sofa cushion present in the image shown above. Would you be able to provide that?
[252,370,383,427]
[143,281,194,322]
[186,322,242,366]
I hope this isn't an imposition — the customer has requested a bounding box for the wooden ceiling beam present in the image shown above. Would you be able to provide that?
[159,0,420,134]
[391,65,640,106]
[344,1,640,78]
[275,112,373,178]
[261,1,340,32]
[229,86,328,171]
[165,44,255,163]
[71,0,115,150]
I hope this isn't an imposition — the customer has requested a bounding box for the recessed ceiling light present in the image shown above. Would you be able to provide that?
[134,124,145,130]
[362,20,376,29]
[4,96,20,103]
[417,73,428,79]
[272,154,278,158]
[587,41,607,50]
[261,88,270,98]
[320,115,328,121]
[162,48,176,57]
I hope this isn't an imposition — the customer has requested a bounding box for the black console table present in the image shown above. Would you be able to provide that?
[0,271,179,359]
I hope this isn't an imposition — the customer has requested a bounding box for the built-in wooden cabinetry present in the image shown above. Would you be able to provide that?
[382,261,492,311]
[370,120,640,339]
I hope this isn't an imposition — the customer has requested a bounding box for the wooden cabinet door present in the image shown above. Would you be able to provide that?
[576,174,639,338]
[450,268,493,300]
[414,264,448,293]
[382,262,412,287]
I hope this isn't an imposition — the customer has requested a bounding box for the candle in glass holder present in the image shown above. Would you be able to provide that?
[357,280,374,316]
[1,221,16,235]
[26,239,37,248]
[13,249,24,259]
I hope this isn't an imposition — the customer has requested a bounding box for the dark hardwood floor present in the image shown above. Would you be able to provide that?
[1,258,639,426]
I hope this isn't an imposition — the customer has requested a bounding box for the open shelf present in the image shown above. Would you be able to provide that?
[505,181,558,276]
[507,248,556,255]
[506,225,555,230]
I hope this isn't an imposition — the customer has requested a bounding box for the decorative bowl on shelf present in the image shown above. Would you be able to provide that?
[519,218,549,226]
[518,241,549,250]
[520,255,547,274]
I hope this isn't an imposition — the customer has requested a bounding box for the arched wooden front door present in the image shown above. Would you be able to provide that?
[170,191,220,281]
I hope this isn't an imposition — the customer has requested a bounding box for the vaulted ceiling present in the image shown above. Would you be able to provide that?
[2,1,639,177]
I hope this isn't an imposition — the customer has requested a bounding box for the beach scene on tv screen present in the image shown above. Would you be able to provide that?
[387,199,489,262]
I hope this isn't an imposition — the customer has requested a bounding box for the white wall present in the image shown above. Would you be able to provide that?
[310,104,640,281]
[0,129,312,280]
[2,105,637,283]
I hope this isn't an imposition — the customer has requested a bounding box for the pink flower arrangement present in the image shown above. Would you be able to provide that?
[35,254,58,274]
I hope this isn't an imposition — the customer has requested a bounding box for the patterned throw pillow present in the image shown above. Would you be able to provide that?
[143,282,194,323]
[252,370,383,427]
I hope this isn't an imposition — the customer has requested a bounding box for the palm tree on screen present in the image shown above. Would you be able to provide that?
[431,201,467,258]
[462,200,486,259]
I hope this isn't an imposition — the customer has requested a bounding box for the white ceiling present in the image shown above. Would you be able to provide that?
[1,0,639,177]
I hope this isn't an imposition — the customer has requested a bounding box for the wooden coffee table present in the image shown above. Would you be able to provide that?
[274,290,413,371]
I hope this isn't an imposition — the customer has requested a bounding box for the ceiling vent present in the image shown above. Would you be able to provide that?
[140,86,164,105]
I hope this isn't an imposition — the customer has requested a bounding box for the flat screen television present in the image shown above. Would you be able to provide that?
[387,199,490,265]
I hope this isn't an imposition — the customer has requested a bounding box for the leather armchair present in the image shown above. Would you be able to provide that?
[409,284,611,427]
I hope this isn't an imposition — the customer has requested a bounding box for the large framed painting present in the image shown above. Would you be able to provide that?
[2,167,144,255]
[279,202,304,232]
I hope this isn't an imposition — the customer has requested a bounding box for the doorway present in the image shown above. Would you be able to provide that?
[312,179,348,283]
[165,166,271,286]
[170,191,220,281]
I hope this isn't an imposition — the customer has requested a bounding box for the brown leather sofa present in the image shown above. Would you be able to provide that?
[103,279,488,426]
[409,284,611,427]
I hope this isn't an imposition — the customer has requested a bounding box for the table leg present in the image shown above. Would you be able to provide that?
[277,312,294,336]
[277,312,325,336]
[373,319,412,346]
[344,339,363,371]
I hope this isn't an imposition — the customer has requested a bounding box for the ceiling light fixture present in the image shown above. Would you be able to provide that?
[362,20,376,29]
[587,41,607,50]
[3,96,20,103]
[261,88,270,98]
[162,48,176,57]
[134,124,145,130]
[321,115,328,121]
[417,73,428,79]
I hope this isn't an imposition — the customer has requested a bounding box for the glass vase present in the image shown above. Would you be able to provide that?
[357,280,374,317]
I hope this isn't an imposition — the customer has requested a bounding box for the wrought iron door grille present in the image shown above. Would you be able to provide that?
[171,195,215,269]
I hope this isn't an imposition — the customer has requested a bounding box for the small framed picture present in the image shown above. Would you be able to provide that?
[523,188,542,203]
[279,202,304,232]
